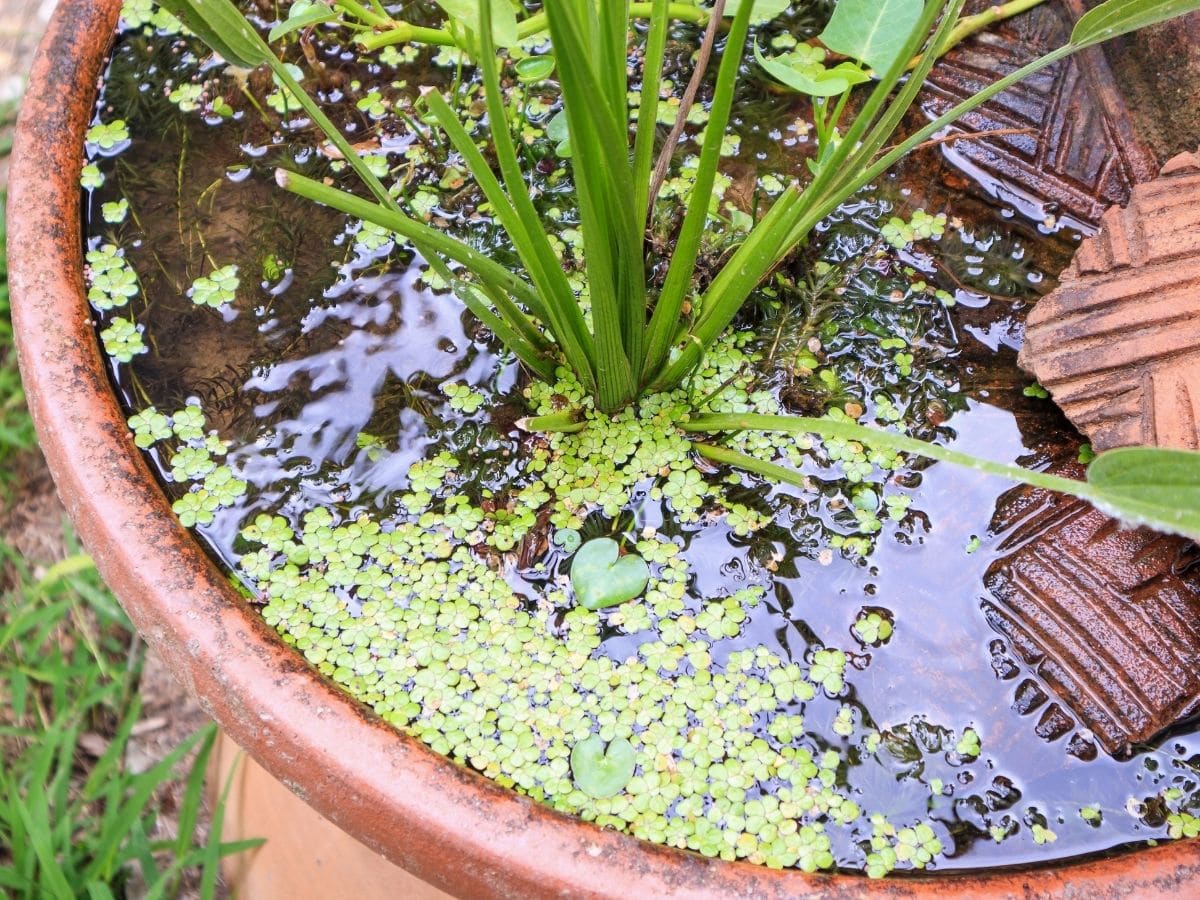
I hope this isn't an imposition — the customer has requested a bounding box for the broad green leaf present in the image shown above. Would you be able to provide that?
[1085,447,1200,536]
[268,0,339,43]
[570,735,636,798]
[155,0,273,68]
[754,43,871,97]
[434,0,519,46]
[723,0,790,25]
[570,538,649,610]
[819,0,925,73]
[1072,0,1200,48]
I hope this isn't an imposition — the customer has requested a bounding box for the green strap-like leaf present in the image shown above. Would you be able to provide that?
[642,0,754,383]
[155,0,273,68]
[1072,0,1200,47]
[546,0,642,409]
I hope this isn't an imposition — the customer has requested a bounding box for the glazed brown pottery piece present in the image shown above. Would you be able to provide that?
[1019,148,1200,451]
[11,0,1200,895]
[983,460,1200,756]
[922,0,1158,229]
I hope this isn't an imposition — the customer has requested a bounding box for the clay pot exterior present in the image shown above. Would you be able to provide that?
[9,0,1200,895]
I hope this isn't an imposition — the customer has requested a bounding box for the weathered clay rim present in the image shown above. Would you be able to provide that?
[10,0,1200,895]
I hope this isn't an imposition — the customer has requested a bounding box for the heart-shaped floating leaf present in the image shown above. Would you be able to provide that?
[570,735,636,799]
[514,55,556,84]
[1086,447,1200,538]
[818,0,924,74]
[570,538,649,611]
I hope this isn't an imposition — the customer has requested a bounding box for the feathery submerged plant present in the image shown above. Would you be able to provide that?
[154,0,1200,540]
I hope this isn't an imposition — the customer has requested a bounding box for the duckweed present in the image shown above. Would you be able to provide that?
[99,317,146,363]
[189,264,240,309]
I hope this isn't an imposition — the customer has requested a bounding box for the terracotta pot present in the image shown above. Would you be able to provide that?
[10,0,1200,895]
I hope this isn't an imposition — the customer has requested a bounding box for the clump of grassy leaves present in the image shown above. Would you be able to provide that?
[158,0,1200,541]
[0,537,261,898]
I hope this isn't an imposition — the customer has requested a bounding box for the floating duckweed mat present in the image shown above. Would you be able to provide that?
[82,0,1200,875]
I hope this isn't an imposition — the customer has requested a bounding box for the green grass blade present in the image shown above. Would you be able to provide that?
[832,0,965,193]
[127,817,162,892]
[172,725,219,881]
[642,0,753,383]
[421,91,556,327]
[81,695,143,800]
[473,2,600,387]
[455,283,559,380]
[276,170,544,315]
[1072,0,1200,46]
[202,749,246,899]
[632,0,670,221]
[545,0,643,408]
[14,786,73,900]
[646,1,952,391]
[83,729,205,883]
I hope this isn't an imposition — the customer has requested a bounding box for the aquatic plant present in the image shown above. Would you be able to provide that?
[154,0,1200,540]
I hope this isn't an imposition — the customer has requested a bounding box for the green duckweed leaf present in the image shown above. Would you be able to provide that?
[1071,0,1200,49]
[514,55,556,83]
[818,0,924,73]
[570,735,636,798]
[155,0,273,69]
[552,527,582,553]
[570,538,649,610]
[1086,447,1200,537]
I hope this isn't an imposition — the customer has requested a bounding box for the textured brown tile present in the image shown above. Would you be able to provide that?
[1018,149,1200,450]
[983,467,1200,755]
[922,0,1157,228]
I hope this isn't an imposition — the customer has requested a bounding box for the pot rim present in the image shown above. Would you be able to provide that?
[10,0,1200,896]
